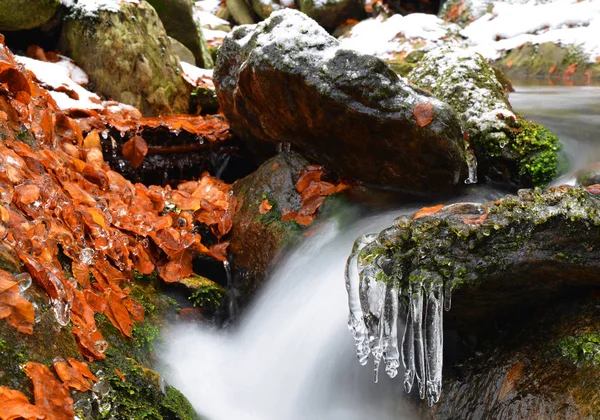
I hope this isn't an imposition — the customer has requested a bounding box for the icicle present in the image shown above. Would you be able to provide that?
[401,300,415,393]
[409,276,427,400]
[377,257,400,379]
[464,148,478,184]
[424,273,444,406]
[345,234,376,365]
[444,280,452,311]
[371,281,386,383]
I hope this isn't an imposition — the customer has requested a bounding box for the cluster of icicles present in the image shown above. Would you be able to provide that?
[345,225,448,407]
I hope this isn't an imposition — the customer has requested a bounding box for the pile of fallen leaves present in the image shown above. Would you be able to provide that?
[0,36,235,417]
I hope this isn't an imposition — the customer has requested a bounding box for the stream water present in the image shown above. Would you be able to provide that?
[158,86,600,419]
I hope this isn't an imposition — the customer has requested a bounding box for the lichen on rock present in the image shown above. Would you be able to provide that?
[409,46,561,187]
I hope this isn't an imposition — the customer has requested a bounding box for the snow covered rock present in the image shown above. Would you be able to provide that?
[59,0,190,116]
[215,10,468,192]
[0,0,59,31]
[409,46,561,186]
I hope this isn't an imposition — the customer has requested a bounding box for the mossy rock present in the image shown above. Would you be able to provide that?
[0,272,198,419]
[0,0,59,31]
[59,1,190,116]
[409,46,561,187]
[494,42,600,84]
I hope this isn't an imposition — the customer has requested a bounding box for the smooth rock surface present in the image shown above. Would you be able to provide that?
[215,10,468,192]
[60,1,190,116]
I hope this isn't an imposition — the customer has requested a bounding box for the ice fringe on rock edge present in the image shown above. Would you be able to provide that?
[345,225,446,407]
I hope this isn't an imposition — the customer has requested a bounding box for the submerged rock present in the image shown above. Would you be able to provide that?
[59,1,190,116]
[0,0,59,31]
[346,185,600,406]
[409,46,561,187]
[577,162,600,187]
[215,10,468,192]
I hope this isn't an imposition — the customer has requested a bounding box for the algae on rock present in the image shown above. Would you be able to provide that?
[0,0,59,31]
[59,1,190,116]
[346,185,600,406]
[409,46,561,187]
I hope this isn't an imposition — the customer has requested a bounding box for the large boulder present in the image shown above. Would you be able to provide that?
[214,10,468,193]
[0,0,59,31]
[346,185,600,406]
[229,151,341,301]
[145,0,214,68]
[409,46,561,187]
[59,1,190,116]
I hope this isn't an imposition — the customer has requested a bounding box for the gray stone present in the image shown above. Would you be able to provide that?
[214,10,468,192]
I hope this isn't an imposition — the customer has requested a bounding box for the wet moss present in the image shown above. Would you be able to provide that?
[511,119,560,186]
[556,333,600,366]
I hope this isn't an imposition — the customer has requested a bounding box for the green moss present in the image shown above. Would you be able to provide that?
[556,333,600,366]
[184,275,227,311]
[512,119,561,186]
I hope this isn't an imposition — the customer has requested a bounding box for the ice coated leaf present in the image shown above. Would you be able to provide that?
[121,135,148,169]
[413,204,444,220]
[54,358,98,392]
[104,290,134,338]
[0,269,35,334]
[24,362,74,420]
[414,102,434,127]
[0,386,45,420]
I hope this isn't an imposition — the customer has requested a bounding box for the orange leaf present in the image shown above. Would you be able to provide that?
[461,212,488,226]
[296,170,322,193]
[24,362,74,420]
[54,358,98,392]
[114,368,126,382]
[0,269,35,334]
[497,362,524,401]
[0,386,45,420]
[122,135,148,169]
[104,290,134,337]
[549,63,557,74]
[413,204,444,219]
[259,199,272,214]
[414,102,434,127]
[506,59,514,68]
[281,208,297,222]
[158,250,194,283]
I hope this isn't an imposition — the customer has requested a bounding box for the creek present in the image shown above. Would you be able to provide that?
[158,86,600,419]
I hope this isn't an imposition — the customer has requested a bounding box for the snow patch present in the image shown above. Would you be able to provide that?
[16,55,103,111]
[463,0,600,62]
[339,13,461,59]
[61,0,140,17]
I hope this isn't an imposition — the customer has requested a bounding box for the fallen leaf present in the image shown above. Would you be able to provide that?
[83,130,101,150]
[121,135,148,169]
[24,362,74,420]
[414,102,434,127]
[114,368,126,382]
[497,362,524,401]
[506,59,514,68]
[54,358,98,392]
[413,204,445,219]
[259,199,272,214]
[549,64,557,74]
[0,269,35,334]
[0,386,45,420]
[104,290,134,338]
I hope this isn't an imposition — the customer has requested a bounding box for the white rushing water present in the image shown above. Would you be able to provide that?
[159,209,418,420]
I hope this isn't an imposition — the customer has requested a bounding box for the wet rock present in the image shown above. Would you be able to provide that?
[427,297,600,419]
[59,1,190,116]
[146,0,214,68]
[577,162,600,187]
[229,152,323,301]
[409,46,561,187]
[169,36,196,65]
[346,185,600,404]
[215,10,468,193]
[0,0,59,31]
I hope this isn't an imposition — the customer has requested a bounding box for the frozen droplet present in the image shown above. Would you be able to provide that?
[53,356,66,364]
[464,149,478,185]
[94,340,109,354]
[80,248,95,265]
[93,379,111,397]
[15,273,32,292]
[51,298,72,327]
[73,399,92,417]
